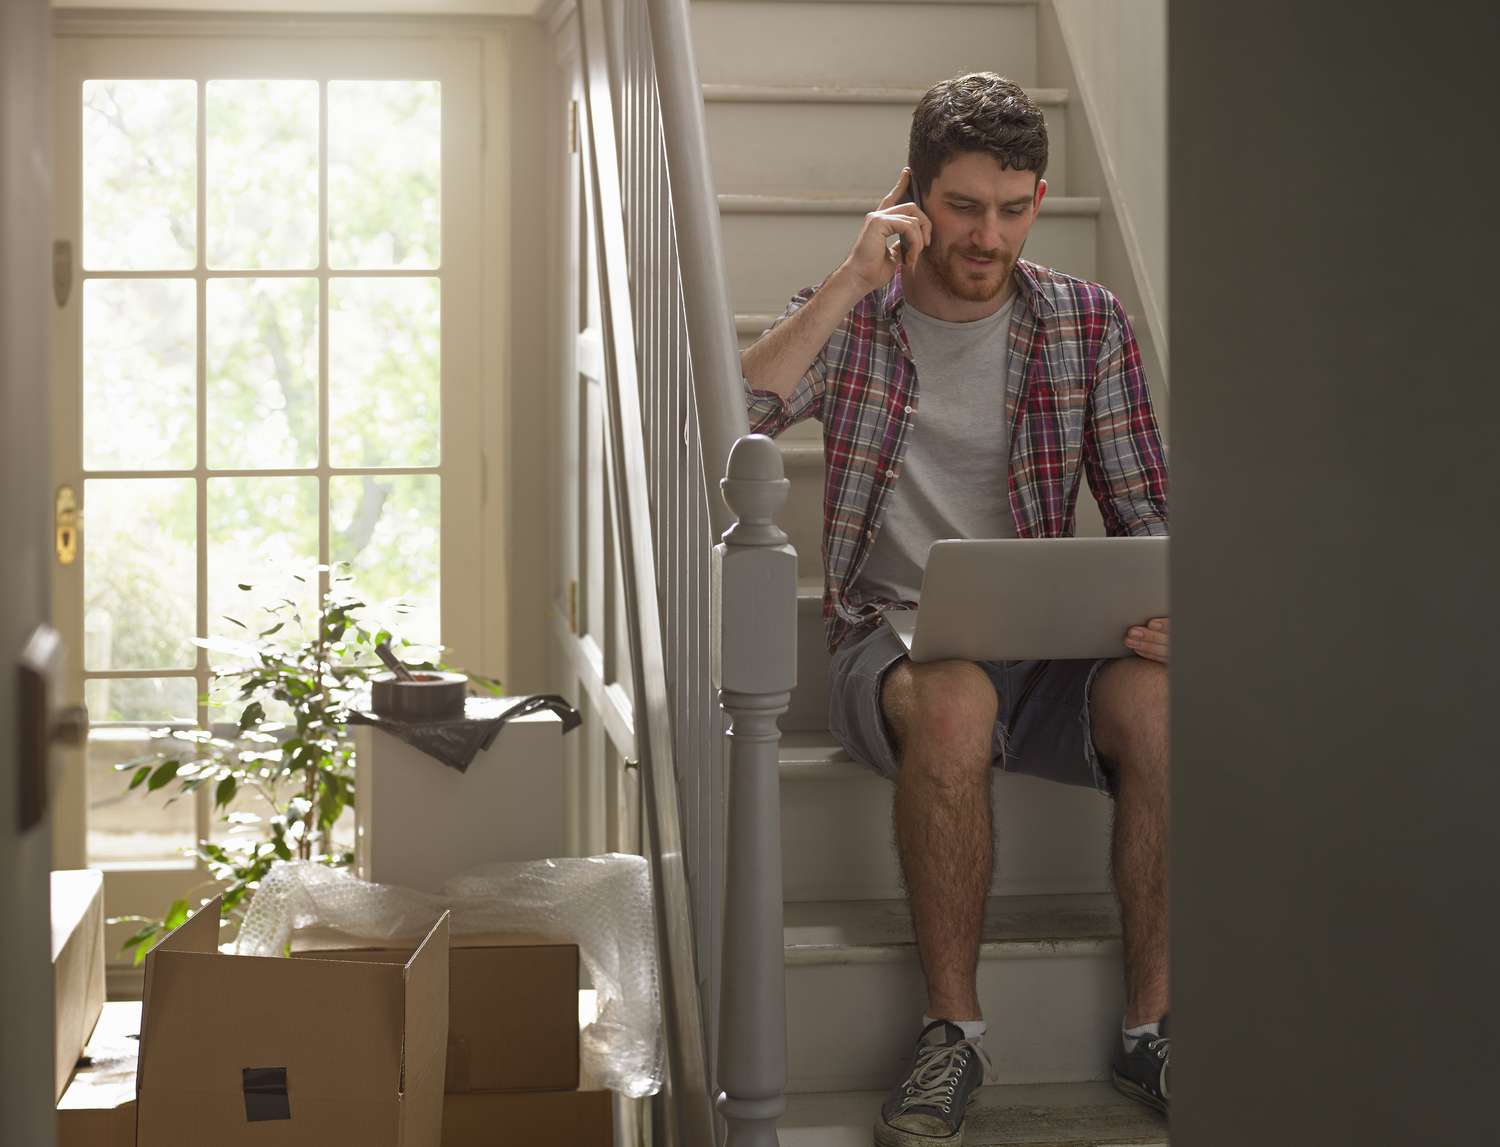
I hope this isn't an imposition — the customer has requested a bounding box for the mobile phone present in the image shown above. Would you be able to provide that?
[887,176,924,263]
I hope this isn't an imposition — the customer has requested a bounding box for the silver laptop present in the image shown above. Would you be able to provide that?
[882,537,1169,662]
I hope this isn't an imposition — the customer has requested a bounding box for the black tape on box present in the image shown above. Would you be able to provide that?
[242,1066,291,1121]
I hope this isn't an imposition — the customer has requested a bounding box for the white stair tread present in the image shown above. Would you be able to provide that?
[703,82,1069,106]
[782,1081,1167,1146]
[786,892,1120,964]
[721,192,1101,215]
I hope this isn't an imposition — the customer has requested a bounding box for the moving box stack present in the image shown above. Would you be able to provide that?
[294,930,613,1146]
[56,900,611,1146]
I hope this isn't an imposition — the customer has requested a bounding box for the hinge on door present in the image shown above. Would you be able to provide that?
[568,579,578,633]
[569,99,579,155]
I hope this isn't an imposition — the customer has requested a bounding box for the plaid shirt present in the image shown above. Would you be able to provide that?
[743,258,1170,652]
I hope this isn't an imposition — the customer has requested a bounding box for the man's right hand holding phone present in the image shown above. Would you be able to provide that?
[837,166,931,295]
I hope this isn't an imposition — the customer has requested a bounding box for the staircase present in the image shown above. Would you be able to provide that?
[690,0,1169,1140]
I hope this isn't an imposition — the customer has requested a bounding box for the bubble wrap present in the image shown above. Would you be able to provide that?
[234,855,663,1097]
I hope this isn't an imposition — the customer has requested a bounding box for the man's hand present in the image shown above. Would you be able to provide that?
[839,167,932,294]
[1125,617,1169,664]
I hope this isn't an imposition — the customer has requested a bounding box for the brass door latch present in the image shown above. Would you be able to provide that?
[56,485,79,565]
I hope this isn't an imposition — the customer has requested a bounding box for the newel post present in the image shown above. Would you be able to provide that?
[712,433,796,1146]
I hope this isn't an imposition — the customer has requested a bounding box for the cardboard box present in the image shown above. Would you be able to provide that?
[293,930,580,1093]
[137,895,450,1146]
[57,1000,140,1147]
[441,1088,612,1147]
[354,707,567,893]
[52,868,106,1101]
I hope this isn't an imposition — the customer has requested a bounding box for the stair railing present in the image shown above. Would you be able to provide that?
[575,0,793,1140]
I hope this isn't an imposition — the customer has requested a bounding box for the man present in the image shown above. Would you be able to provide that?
[739,73,1171,1145]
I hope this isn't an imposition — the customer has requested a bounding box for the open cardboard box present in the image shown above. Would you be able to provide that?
[136,895,450,1146]
[292,929,579,1094]
[57,1000,140,1147]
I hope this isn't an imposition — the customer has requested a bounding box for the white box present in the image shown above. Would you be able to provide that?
[354,707,568,893]
[51,868,106,1102]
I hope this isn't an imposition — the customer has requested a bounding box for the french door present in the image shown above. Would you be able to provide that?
[49,26,484,966]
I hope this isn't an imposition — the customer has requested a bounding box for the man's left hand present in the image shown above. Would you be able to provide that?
[1125,617,1169,664]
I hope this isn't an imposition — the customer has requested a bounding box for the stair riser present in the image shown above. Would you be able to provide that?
[724,208,1096,315]
[706,98,1069,200]
[691,1,1038,89]
[784,950,1124,1092]
[782,769,1113,901]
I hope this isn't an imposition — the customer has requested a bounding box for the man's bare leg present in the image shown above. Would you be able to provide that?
[1091,658,1171,1025]
[881,659,999,1021]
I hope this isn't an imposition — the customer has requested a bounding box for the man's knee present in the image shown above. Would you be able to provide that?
[881,658,998,762]
[1090,657,1168,765]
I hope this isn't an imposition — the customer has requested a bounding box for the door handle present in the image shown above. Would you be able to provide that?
[17,624,87,832]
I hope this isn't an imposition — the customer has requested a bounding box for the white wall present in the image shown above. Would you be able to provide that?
[1048,0,1167,361]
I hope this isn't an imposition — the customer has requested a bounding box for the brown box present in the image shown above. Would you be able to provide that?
[137,896,450,1146]
[52,868,106,1101]
[294,930,580,1093]
[441,1088,612,1147]
[57,1000,140,1147]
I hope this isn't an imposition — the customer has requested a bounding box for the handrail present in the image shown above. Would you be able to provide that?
[576,0,718,1141]
[643,0,749,542]
[576,0,789,1141]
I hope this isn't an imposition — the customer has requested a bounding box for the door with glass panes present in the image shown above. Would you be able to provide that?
[49,30,483,964]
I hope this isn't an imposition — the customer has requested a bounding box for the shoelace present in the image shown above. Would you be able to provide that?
[896,1038,994,1114]
[1143,1033,1171,1100]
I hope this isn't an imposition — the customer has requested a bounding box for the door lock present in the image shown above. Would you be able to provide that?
[56,485,78,565]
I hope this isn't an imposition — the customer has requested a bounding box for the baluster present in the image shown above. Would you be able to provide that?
[713,433,795,1146]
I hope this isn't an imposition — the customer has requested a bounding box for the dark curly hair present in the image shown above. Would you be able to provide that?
[908,72,1048,198]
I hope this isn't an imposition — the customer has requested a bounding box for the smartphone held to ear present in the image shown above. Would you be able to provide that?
[887,179,924,263]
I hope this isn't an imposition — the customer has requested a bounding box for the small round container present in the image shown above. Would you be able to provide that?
[370,670,469,722]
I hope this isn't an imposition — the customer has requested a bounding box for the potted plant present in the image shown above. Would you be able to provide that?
[110,563,499,962]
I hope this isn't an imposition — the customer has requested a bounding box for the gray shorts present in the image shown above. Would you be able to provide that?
[827,622,1122,797]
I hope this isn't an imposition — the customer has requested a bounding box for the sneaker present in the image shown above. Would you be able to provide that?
[874,1019,992,1147]
[1112,1012,1171,1115]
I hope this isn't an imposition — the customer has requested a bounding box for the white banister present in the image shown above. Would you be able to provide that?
[569,0,797,1139]
[713,434,795,1146]
[643,0,748,541]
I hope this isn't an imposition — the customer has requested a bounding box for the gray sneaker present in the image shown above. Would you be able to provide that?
[875,1019,992,1147]
[1111,1012,1171,1115]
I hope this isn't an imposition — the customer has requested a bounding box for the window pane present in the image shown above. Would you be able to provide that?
[328,81,441,269]
[88,728,197,864]
[83,279,196,471]
[329,277,440,467]
[207,477,320,668]
[84,479,196,671]
[207,278,319,469]
[207,80,319,270]
[331,474,440,647]
[85,677,198,724]
[83,79,197,271]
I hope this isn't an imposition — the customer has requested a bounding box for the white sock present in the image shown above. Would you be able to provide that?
[923,1013,987,1043]
[1122,1018,1160,1054]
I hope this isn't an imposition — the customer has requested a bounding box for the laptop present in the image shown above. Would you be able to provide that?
[881,537,1169,662]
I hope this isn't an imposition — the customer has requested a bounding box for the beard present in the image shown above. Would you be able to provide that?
[925,240,1018,304]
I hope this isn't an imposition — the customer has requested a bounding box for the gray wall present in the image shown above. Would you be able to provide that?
[1171,2,1499,1142]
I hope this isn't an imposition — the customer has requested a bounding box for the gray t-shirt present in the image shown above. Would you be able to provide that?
[854,293,1018,604]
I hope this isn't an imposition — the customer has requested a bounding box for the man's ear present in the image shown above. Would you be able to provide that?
[1034,177,1048,212]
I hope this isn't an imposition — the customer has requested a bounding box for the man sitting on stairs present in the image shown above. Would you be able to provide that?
[740,72,1171,1145]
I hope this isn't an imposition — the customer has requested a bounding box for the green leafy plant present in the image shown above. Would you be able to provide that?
[109,563,501,964]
